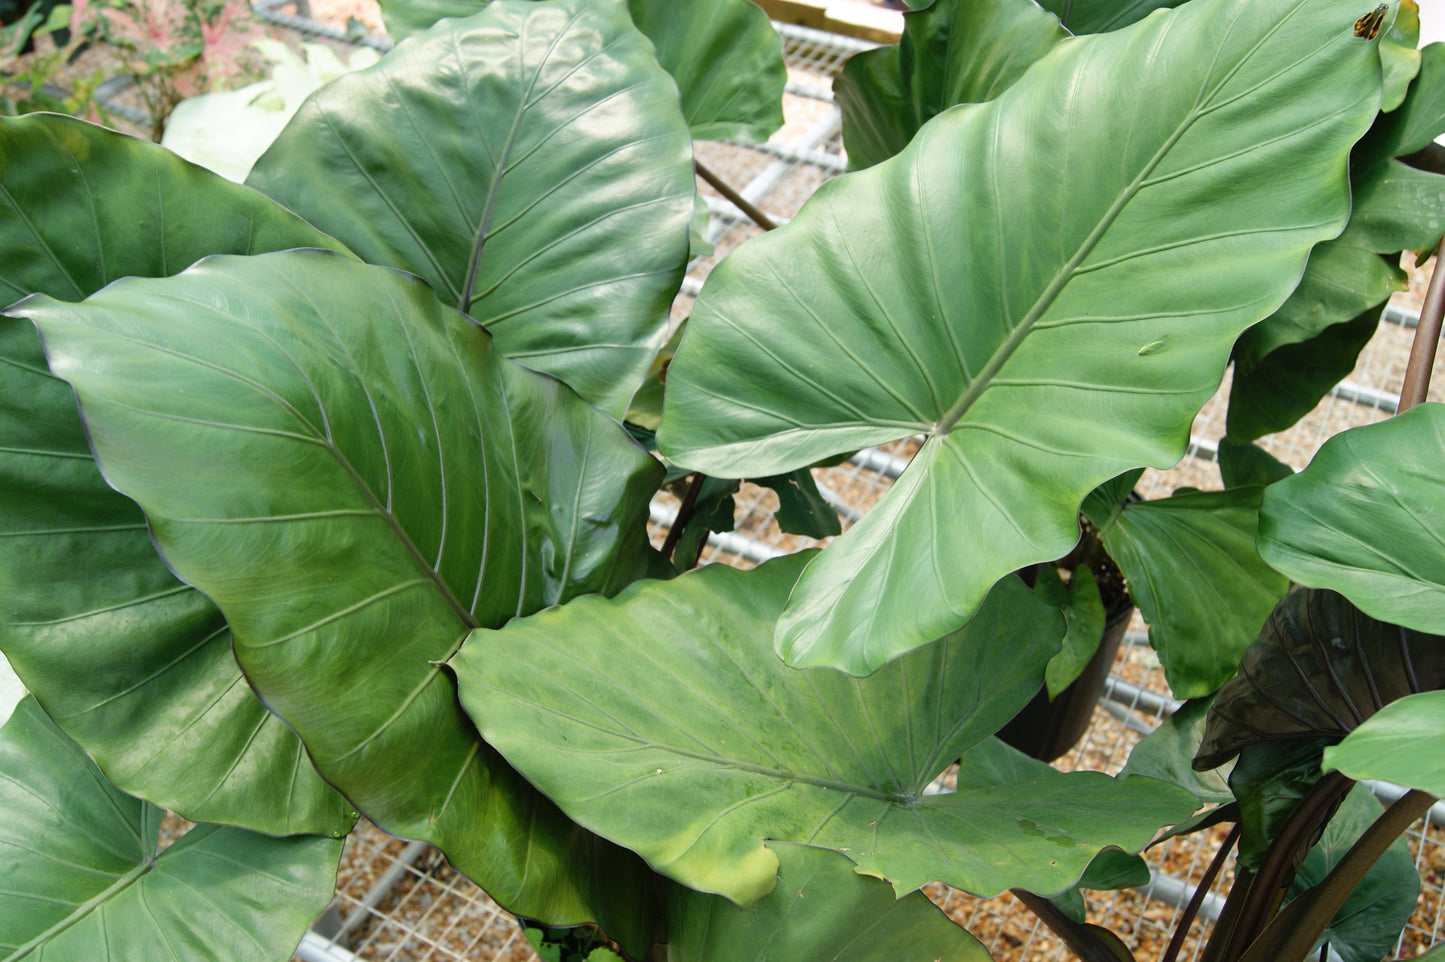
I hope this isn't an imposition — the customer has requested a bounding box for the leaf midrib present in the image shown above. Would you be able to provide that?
[1,858,152,961]
[933,102,1203,436]
[458,7,582,314]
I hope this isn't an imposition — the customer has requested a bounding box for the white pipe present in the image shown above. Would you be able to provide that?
[649,503,785,566]
[295,931,364,962]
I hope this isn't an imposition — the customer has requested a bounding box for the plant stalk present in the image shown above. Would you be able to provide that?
[1212,770,1353,962]
[1198,867,1255,962]
[1237,789,1439,962]
[1162,822,1241,962]
[661,472,707,562]
[695,160,778,232]
[1399,235,1445,412]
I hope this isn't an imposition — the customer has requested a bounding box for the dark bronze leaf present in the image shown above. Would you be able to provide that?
[1194,587,1445,770]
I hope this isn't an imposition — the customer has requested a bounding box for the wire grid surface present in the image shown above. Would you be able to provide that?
[293,20,1445,962]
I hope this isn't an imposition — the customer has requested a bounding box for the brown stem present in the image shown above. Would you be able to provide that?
[1162,822,1241,962]
[1199,867,1255,962]
[1399,235,1445,413]
[1011,888,1136,962]
[661,472,707,562]
[1216,771,1353,961]
[695,159,779,232]
[1237,789,1439,962]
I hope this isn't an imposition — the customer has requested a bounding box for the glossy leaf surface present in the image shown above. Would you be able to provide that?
[1357,41,1445,168]
[1228,738,1333,869]
[0,113,354,835]
[658,0,1382,673]
[1217,439,1293,489]
[1033,0,1178,33]
[0,697,342,960]
[1259,404,1445,633]
[834,0,1065,170]
[9,250,665,941]
[622,0,785,143]
[376,0,786,143]
[1121,698,1233,806]
[1036,565,1105,699]
[247,0,695,418]
[1195,588,1445,771]
[1378,0,1421,111]
[454,554,1197,904]
[668,843,990,962]
[0,114,348,306]
[1238,58,1445,366]
[1323,690,1445,796]
[1343,159,1445,254]
[1287,783,1420,962]
[1087,487,1289,699]
[1227,308,1381,442]
[1231,226,1403,364]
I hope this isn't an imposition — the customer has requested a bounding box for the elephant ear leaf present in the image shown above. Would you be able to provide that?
[1033,0,1180,34]
[0,113,355,836]
[1259,404,1445,633]
[657,0,1382,674]
[247,0,696,419]
[1087,486,1288,699]
[0,696,342,961]
[1194,587,1445,771]
[7,250,666,951]
[454,555,1197,906]
[835,0,1066,170]
[623,0,785,143]
[668,843,992,962]
[373,0,786,144]
[1323,690,1445,797]
[0,113,349,306]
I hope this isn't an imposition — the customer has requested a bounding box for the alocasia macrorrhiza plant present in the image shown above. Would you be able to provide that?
[1,0,1444,959]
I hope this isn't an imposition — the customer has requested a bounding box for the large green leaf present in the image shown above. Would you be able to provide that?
[1084,486,1289,699]
[375,0,786,143]
[1227,307,1381,442]
[1356,41,1445,168]
[1033,0,1179,34]
[1120,698,1233,806]
[1195,588,1445,771]
[452,554,1198,904]
[1237,52,1445,367]
[622,0,785,143]
[0,114,350,306]
[1230,225,1403,364]
[1286,784,1420,962]
[247,0,696,419]
[0,696,342,960]
[1258,404,1445,632]
[1323,690,1445,796]
[1217,438,1293,488]
[1342,159,1445,253]
[834,0,1065,170]
[0,113,355,836]
[5,250,667,944]
[668,842,990,962]
[658,0,1382,673]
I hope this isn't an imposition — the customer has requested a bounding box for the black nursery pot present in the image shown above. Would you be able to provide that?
[997,600,1134,763]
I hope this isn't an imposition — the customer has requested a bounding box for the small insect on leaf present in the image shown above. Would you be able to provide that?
[1353,3,1387,39]
[1137,338,1168,356]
